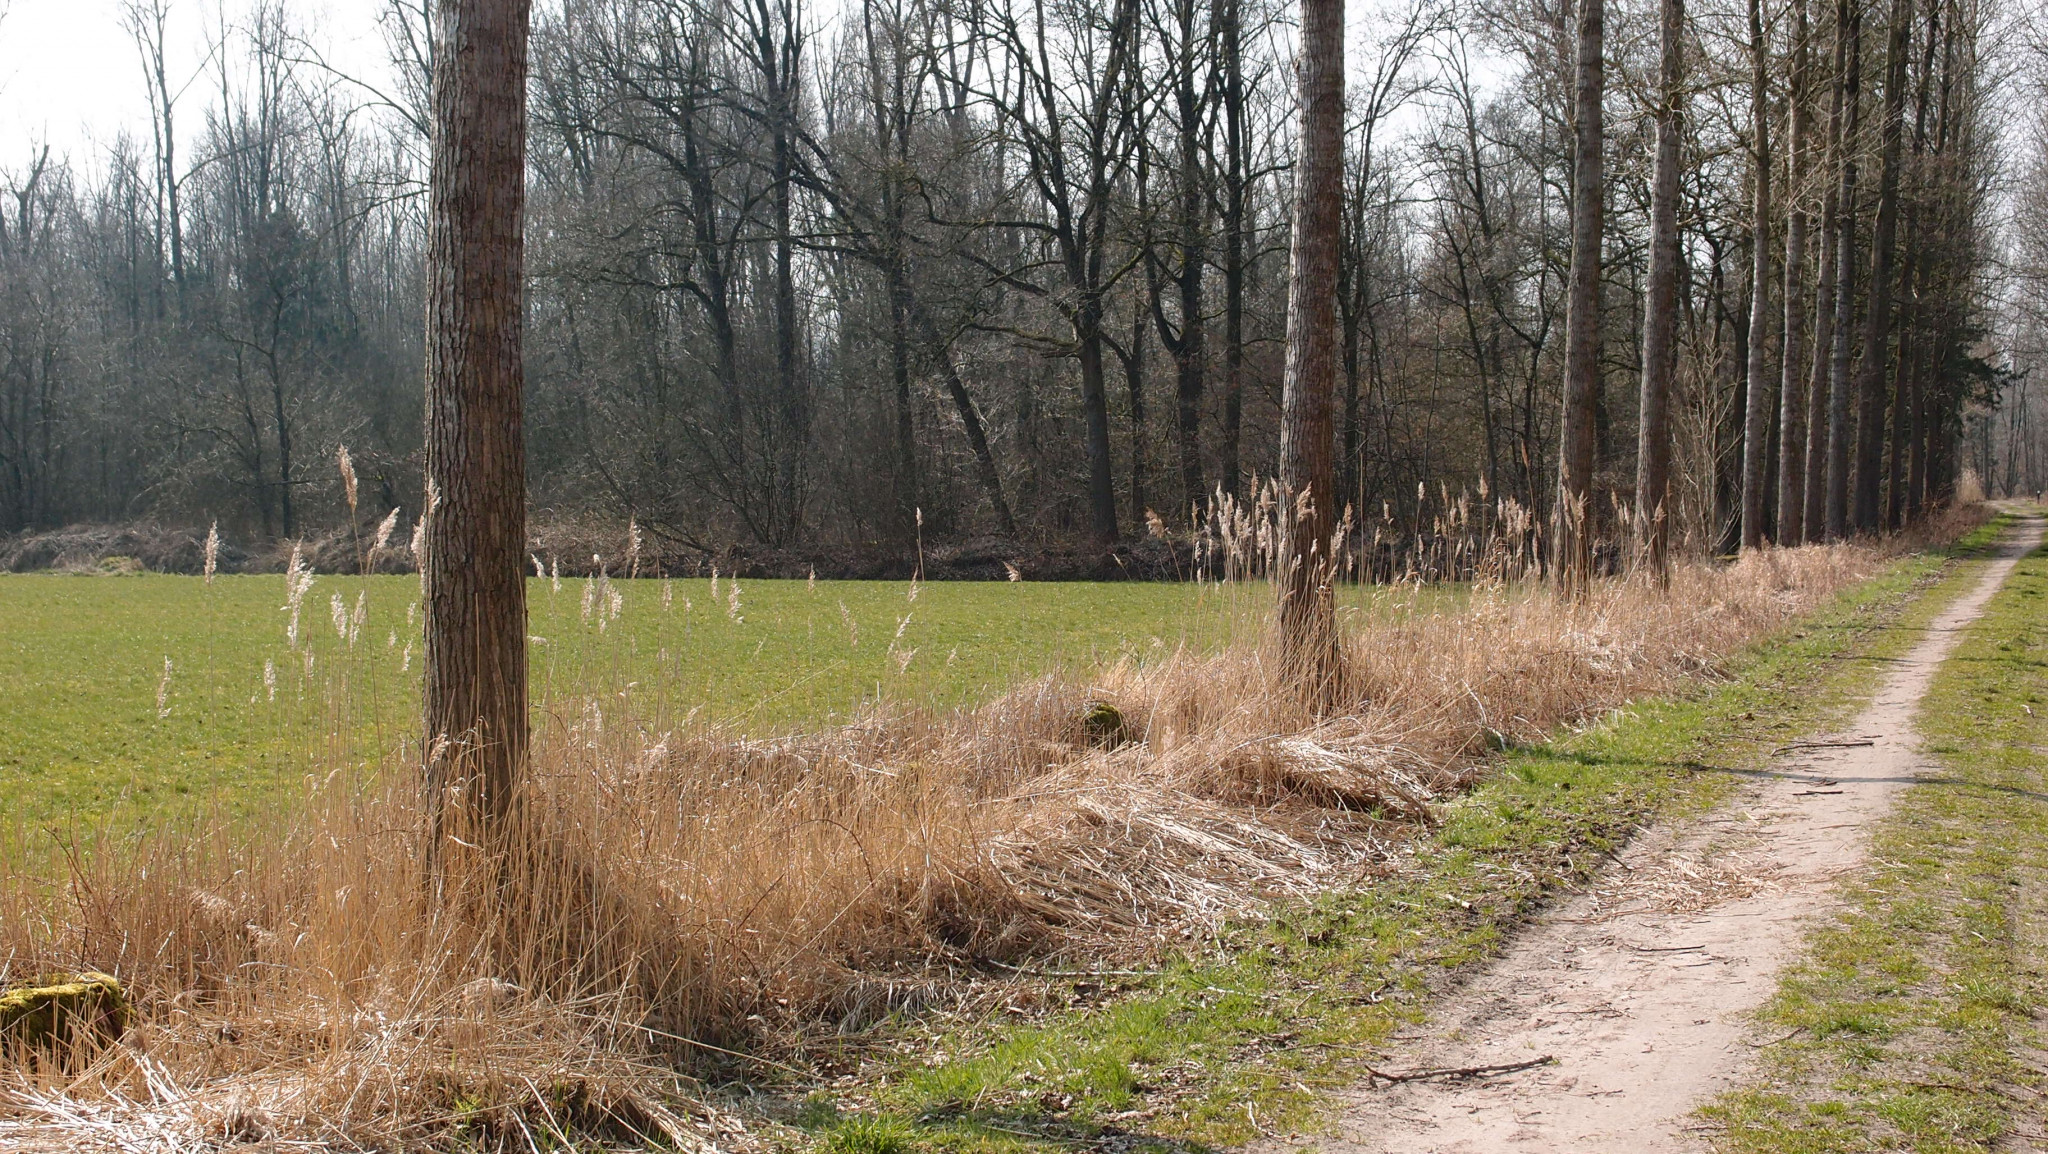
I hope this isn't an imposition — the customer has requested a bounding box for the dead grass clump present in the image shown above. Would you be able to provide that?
[0,514,1983,1148]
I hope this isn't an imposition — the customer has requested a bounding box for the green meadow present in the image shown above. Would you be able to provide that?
[1,570,1276,828]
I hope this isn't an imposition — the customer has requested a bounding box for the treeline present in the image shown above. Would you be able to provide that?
[0,0,2017,558]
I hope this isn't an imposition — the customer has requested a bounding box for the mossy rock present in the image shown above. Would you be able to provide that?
[1082,700,1129,749]
[0,972,130,1052]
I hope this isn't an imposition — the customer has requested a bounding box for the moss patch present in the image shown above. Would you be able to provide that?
[0,971,129,1052]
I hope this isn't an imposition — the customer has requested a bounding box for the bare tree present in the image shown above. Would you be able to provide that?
[123,0,186,306]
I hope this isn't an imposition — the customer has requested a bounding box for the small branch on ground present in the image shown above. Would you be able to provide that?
[977,959,1157,979]
[1363,1055,1556,1086]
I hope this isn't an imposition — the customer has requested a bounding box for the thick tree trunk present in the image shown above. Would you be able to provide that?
[1076,309,1121,546]
[1825,0,1863,540]
[1637,0,1684,579]
[1778,0,1813,545]
[1556,0,1605,591]
[1852,0,1911,533]
[1741,0,1774,551]
[1218,0,1247,501]
[1172,6,1207,517]
[1897,0,1938,524]
[1278,0,1344,697]
[423,0,531,849]
[1803,8,1844,540]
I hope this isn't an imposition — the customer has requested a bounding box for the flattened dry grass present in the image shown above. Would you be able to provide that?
[0,511,1985,1150]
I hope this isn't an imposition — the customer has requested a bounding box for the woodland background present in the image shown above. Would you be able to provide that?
[0,0,2042,565]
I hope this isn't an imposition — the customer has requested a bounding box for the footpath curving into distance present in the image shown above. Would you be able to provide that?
[1265,513,2047,1153]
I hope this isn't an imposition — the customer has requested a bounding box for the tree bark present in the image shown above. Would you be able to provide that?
[1778,0,1813,545]
[1741,0,1774,551]
[1556,0,1605,591]
[1824,0,1862,540]
[1171,0,1207,516]
[1637,0,1683,579]
[1892,0,1937,526]
[423,0,531,849]
[1077,309,1121,546]
[1852,0,1911,533]
[1217,0,1248,500]
[1803,0,1844,540]
[1278,0,1344,697]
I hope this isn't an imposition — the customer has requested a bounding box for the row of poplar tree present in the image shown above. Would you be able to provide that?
[0,0,2015,555]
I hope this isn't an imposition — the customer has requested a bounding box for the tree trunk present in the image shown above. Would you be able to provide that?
[423,0,531,851]
[1556,0,1605,591]
[1825,0,1863,540]
[888,269,920,538]
[1741,0,1774,551]
[1852,0,1911,533]
[1172,0,1207,517]
[1278,0,1344,697]
[1637,0,1684,579]
[1076,307,1121,546]
[1218,0,1247,500]
[1778,0,1813,545]
[1803,2,1844,540]
[1124,300,1150,526]
[1896,0,1938,524]
[1886,247,1916,529]
[912,302,1017,535]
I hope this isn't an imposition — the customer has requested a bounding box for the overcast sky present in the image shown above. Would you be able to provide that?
[0,0,392,166]
[0,0,1458,177]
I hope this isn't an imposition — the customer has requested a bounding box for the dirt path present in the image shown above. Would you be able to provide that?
[1271,515,2045,1153]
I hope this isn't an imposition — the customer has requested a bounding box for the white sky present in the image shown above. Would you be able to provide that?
[0,0,1464,176]
[0,0,393,168]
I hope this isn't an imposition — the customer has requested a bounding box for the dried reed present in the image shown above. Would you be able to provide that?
[0,504,1984,1149]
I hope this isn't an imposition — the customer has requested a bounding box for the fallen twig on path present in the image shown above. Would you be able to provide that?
[1362,1055,1555,1087]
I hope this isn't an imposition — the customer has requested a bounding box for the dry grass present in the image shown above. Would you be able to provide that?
[0,506,1986,1150]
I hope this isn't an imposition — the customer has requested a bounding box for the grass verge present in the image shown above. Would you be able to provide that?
[1699,527,2048,1153]
[789,520,2014,1154]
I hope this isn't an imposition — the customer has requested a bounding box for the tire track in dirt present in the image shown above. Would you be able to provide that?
[1261,514,2045,1153]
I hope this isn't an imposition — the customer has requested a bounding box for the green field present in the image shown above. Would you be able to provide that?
[0,571,1277,827]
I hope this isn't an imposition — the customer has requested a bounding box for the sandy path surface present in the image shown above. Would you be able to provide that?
[1267,515,2044,1153]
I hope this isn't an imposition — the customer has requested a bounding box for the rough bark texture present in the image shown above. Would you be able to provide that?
[1218,0,1247,500]
[1556,0,1604,592]
[1741,0,1774,551]
[1825,0,1862,540]
[1636,0,1684,578]
[1278,0,1343,696]
[1803,5,1844,541]
[1777,0,1812,545]
[1853,0,1911,533]
[423,0,532,844]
